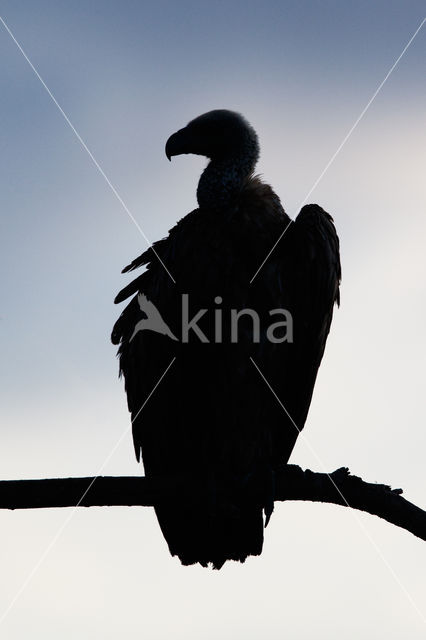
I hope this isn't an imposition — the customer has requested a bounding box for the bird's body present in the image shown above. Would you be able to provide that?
[112,110,340,568]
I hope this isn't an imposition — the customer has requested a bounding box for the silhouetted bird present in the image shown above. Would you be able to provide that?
[112,110,341,568]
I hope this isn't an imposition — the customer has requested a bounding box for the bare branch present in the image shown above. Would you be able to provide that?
[0,466,424,541]
[274,466,425,540]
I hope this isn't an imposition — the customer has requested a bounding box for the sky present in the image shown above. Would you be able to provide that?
[0,1,425,638]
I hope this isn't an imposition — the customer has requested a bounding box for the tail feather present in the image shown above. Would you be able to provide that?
[150,467,276,568]
[154,501,264,569]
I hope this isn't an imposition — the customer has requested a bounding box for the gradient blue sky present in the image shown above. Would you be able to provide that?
[0,2,425,638]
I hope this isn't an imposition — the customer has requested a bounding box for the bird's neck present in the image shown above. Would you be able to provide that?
[197,143,259,211]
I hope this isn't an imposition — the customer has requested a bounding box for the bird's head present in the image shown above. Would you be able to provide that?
[165,109,259,162]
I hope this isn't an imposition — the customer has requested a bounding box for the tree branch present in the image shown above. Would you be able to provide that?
[0,466,424,541]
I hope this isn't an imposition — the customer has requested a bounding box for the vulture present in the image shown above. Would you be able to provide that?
[112,109,341,569]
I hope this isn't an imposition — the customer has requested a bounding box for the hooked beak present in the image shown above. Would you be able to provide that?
[165,127,192,161]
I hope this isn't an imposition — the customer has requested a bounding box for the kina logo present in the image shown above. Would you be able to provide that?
[129,294,178,342]
[129,293,294,345]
